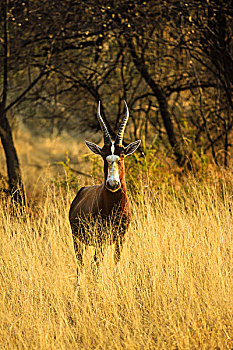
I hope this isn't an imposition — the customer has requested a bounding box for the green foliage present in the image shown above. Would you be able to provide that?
[88,154,103,181]
[52,151,105,191]
[52,152,80,191]
[191,147,209,179]
[125,139,175,195]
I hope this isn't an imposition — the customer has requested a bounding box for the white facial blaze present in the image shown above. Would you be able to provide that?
[106,154,120,188]
[111,141,115,155]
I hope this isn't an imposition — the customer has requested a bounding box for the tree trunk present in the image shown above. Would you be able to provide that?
[0,105,25,206]
[0,0,25,207]
[127,37,185,167]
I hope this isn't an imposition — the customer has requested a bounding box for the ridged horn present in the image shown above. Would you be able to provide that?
[97,101,112,145]
[115,100,129,145]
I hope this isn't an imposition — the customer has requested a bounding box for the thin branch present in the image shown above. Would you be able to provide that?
[166,82,217,96]
[4,69,49,113]
[3,8,71,114]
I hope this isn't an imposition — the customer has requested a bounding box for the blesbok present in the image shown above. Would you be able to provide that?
[69,101,141,285]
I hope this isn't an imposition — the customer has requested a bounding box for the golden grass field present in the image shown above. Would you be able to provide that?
[0,130,233,349]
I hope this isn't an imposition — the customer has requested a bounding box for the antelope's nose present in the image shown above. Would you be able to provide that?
[106,179,121,192]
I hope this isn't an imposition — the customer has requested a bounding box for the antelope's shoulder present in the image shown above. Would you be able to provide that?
[71,185,98,203]
[77,184,103,197]
[70,184,103,216]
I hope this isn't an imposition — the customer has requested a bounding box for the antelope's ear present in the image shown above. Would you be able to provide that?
[124,140,141,157]
[85,141,102,156]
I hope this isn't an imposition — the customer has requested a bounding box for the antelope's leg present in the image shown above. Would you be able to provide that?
[91,245,105,276]
[114,237,125,264]
[73,236,84,287]
[73,236,84,268]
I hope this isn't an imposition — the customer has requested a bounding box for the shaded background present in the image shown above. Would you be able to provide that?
[0,0,232,201]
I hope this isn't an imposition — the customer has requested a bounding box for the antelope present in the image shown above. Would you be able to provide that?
[69,101,141,285]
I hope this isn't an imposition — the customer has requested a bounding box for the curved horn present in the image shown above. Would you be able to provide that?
[97,101,112,145]
[115,100,129,145]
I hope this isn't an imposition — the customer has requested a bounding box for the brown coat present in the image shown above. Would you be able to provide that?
[69,179,131,246]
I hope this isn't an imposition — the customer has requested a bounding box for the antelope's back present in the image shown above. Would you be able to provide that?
[69,185,103,223]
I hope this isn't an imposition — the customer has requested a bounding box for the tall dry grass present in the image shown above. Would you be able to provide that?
[0,175,233,349]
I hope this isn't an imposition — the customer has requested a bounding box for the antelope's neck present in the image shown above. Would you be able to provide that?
[102,180,128,213]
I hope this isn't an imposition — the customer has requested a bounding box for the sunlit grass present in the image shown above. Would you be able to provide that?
[0,176,233,349]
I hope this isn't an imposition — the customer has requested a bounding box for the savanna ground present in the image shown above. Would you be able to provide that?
[0,129,233,349]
